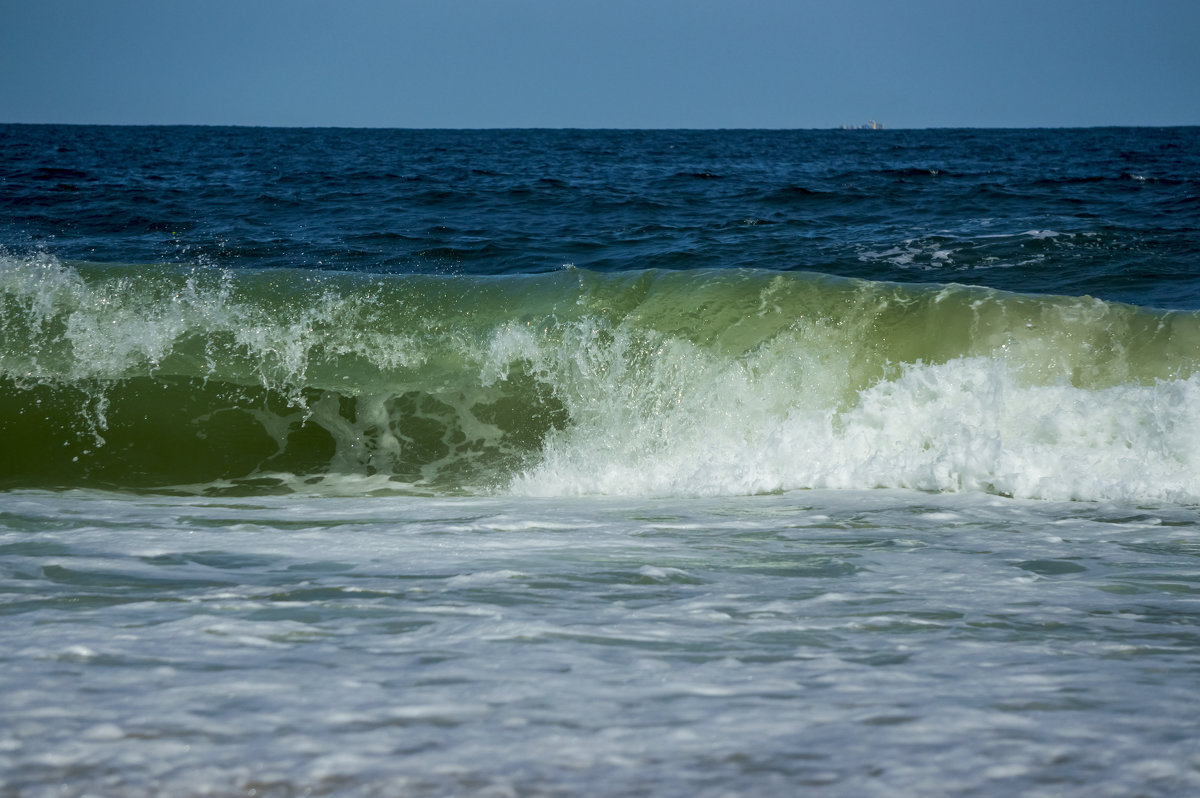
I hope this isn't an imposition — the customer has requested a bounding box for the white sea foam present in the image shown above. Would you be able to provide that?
[513,356,1200,503]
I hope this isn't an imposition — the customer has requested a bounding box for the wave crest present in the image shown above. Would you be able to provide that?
[2,254,1198,502]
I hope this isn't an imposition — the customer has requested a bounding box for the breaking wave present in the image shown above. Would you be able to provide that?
[3,253,1198,501]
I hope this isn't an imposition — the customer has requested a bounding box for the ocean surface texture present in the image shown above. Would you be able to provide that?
[2,125,1199,796]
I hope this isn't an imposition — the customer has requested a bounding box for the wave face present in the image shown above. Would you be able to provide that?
[3,254,1198,501]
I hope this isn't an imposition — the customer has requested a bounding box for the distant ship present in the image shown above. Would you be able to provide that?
[840,120,885,130]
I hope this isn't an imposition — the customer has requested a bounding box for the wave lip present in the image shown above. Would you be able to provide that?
[2,254,1198,503]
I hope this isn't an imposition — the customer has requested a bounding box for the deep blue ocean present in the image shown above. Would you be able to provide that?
[2,125,1200,796]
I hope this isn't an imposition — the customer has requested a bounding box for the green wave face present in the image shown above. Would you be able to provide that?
[3,255,1199,500]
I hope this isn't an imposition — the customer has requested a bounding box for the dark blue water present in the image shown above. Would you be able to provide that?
[4,125,1199,307]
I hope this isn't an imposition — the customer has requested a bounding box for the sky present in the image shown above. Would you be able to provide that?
[2,0,1198,129]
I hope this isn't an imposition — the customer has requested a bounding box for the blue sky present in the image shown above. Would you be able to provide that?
[2,0,1197,128]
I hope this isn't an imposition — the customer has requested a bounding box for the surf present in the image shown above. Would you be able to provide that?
[2,252,1198,501]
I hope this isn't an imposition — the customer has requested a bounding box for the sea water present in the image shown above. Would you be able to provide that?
[2,126,1200,796]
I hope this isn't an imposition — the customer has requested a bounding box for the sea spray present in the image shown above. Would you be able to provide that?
[2,254,1198,499]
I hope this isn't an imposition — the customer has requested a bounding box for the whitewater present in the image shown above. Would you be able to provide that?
[4,257,1198,503]
[2,125,1199,797]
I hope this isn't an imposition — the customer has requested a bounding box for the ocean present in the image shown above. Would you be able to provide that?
[2,125,1199,796]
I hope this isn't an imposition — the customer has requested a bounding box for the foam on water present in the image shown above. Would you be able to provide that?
[3,486,1200,797]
